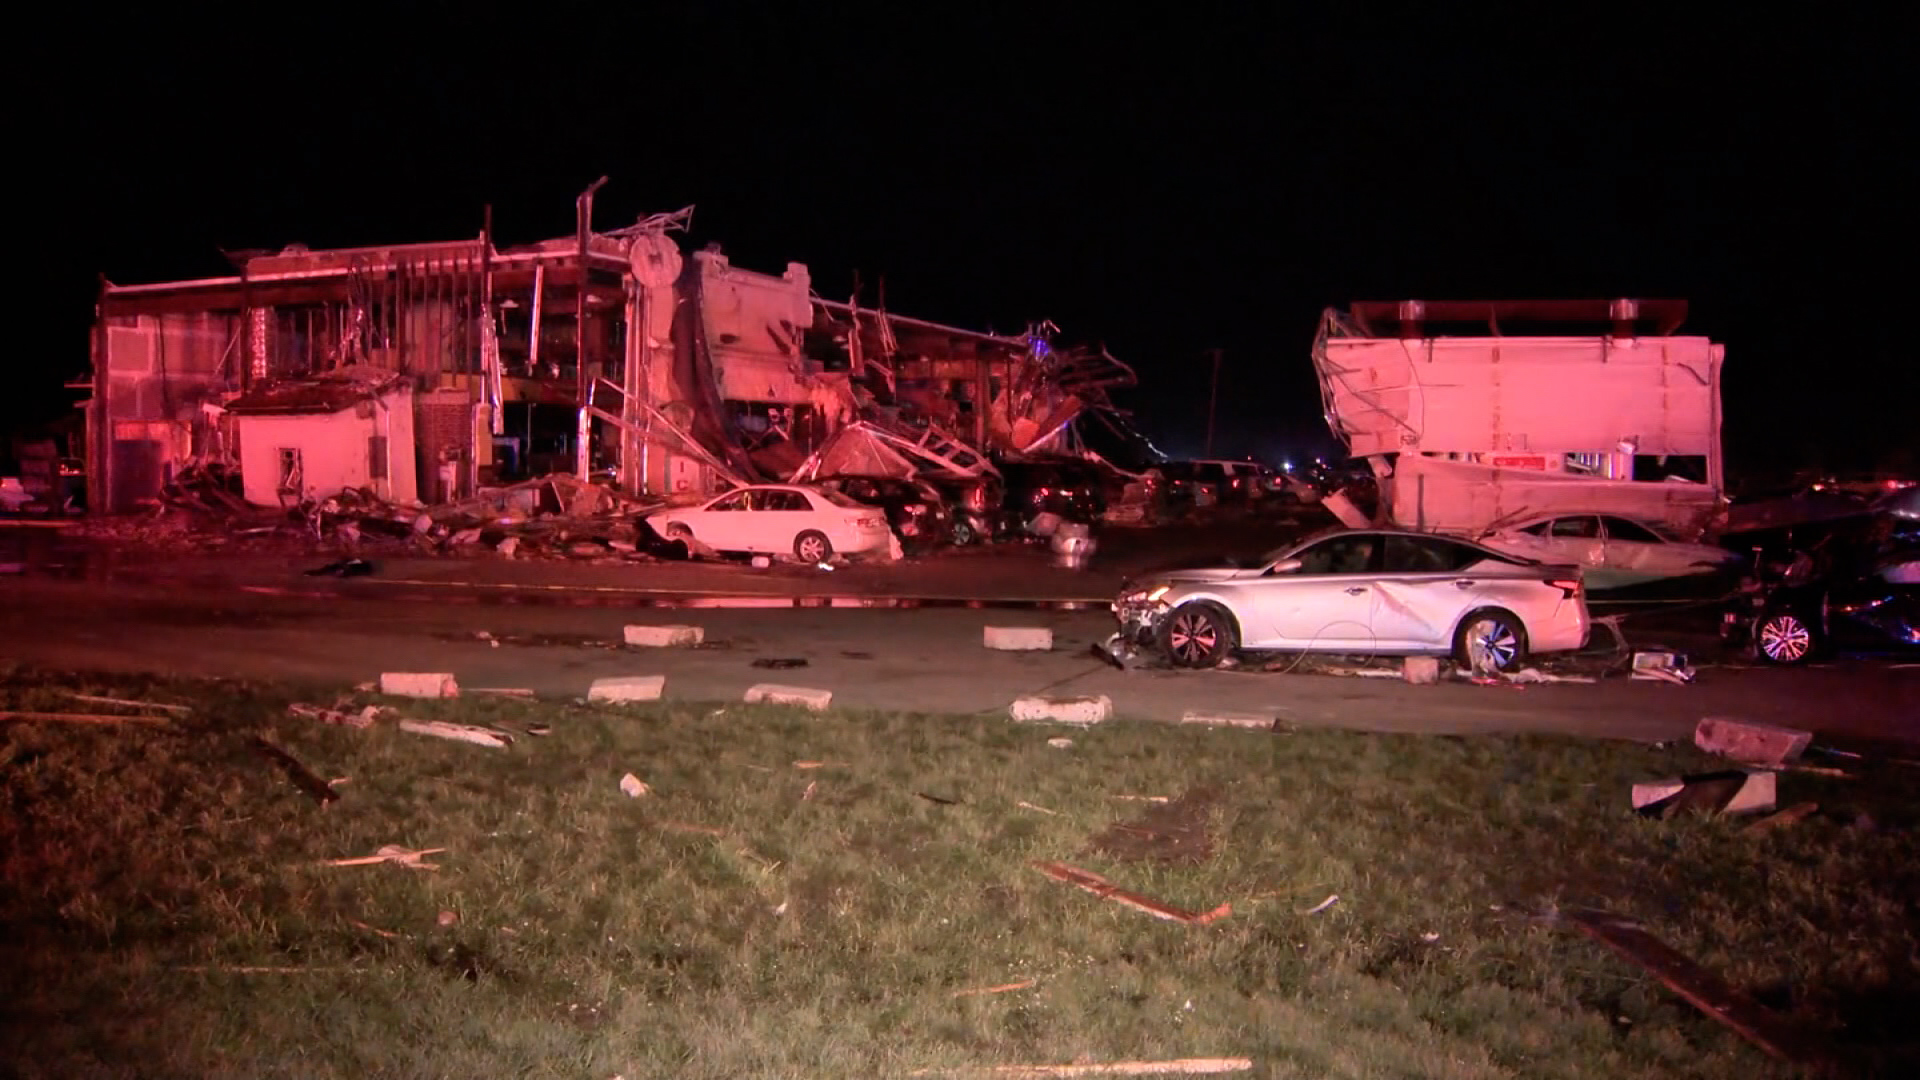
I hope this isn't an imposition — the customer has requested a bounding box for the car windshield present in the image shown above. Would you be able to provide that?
[813,488,865,509]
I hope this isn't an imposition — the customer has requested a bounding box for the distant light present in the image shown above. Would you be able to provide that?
[1282,460,1293,472]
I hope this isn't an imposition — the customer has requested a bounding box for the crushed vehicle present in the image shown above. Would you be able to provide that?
[1722,486,1920,664]
[1110,527,1589,672]
[997,458,1108,527]
[920,473,1001,546]
[643,483,891,562]
[1476,512,1742,592]
[1154,461,1219,515]
[813,474,952,555]
[1312,299,1725,538]
[1185,460,1267,506]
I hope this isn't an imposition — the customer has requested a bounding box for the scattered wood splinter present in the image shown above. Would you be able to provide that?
[0,710,171,727]
[1030,861,1231,926]
[1015,801,1060,816]
[950,978,1037,998]
[324,845,445,871]
[911,1057,1251,1076]
[60,691,191,714]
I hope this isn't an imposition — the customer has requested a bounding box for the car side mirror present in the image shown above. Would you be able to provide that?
[1267,558,1303,574]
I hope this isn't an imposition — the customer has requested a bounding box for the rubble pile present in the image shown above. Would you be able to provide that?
[76,471,673,564]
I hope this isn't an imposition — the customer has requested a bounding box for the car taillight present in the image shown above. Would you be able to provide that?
[858,516,884,528]
[1549,578,1582,599]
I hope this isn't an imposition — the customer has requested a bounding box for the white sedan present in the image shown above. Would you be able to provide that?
[645,484,892,562]
[1113,528,1590,672]
[1478,513,1739,591]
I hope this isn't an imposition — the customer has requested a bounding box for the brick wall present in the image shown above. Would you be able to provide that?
[414,392,472,503]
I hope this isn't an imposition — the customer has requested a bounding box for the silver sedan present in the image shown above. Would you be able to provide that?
[1112,528,1591,672]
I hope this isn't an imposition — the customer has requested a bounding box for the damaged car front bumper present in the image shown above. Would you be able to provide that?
[1111,586,1175,645]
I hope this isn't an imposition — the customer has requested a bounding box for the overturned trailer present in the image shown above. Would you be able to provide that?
[1312,299,1726,538]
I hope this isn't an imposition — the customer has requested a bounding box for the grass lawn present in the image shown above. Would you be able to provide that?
[2,666,1915,1078]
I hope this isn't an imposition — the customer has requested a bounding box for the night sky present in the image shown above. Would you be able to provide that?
[26,7,1913,478]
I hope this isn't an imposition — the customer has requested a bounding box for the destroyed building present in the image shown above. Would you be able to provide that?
[1312,299,1726,537]
[82,199,1137,516]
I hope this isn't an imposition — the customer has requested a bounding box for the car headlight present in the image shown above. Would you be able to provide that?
[1119,584,1173,605]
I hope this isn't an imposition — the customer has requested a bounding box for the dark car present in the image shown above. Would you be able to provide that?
[813,474,953,555]
[997,459,1108,525]
[1154,462,1219,516]
[1722,500,1920,664]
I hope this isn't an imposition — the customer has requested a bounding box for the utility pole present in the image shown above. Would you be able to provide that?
[1204,347,1222,458]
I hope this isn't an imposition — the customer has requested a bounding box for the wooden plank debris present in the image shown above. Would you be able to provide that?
[950,979,1038,998]
[1746,802,1819,833]
[912,1058,1251,1077]
[59,692,191,714]
[288,702,379,728]
[397,719,513,748]
[1558,908,1828,1067]
[0,710,172,727]
[1029,861,1231,926]
[324,845,444,871]
[250,737,341,805]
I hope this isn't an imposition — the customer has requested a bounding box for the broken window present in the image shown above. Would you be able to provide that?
[1601,516,1664,543]
[1384,535,1482,573]
[1291,534,1380,575]
[1548,516,1602,539]
[277,448,303,496]
[368,435,388,480]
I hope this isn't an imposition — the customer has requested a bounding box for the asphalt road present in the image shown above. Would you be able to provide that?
[3,567,1914,747]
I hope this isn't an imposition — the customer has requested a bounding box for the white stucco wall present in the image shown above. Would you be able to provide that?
[234,387,417,507]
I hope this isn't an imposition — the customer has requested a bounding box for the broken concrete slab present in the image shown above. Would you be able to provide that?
[744,684,833,711]
[1694,716,1812,767]
[984,626,1054,651]
[1178,710,1279,730]
[1402,656,1442,685]
[379,672,459,698]
[623,624,704,648]
[1010,694,1112,726]
[588,675,667,704]
[1633,769,1776,817]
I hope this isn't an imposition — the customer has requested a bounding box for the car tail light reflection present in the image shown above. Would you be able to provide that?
[1548,578,1583,599]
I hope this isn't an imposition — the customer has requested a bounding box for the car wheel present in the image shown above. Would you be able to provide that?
[794,530,833,563]
[1755,610,1816,665]
[1158,602,1237,669]
[951,519,977,546]
[664,523,691,540]
[1454,609,1529,674]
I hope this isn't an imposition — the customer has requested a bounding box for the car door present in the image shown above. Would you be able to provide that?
[1532,515,1604,568]
[1369,535,1486,649]
[758,489,816,552]
[1597,515,1676,575]
[1247,533,1383,647]
[693,489,754,550]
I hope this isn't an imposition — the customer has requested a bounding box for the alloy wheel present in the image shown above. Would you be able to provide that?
[1466,617,1521,672]
[1167,610,1221,665]
[1758,613,1812,663]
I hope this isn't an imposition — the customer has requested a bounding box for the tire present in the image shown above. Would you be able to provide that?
[1755,609,1817,665]
[951,519,978,546]
[1453,608,1529,674]
[794,530,832,563]
[1157,602,1238,669]
[664,523,691,540]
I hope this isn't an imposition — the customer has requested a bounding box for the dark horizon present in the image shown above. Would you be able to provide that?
[22,8,1913,477]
